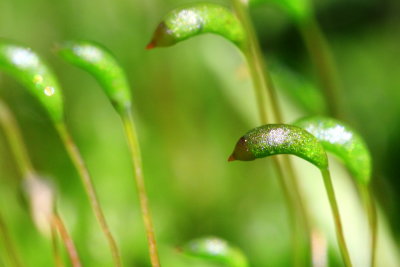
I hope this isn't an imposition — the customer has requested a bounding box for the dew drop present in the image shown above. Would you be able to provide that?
[44,86,55,96]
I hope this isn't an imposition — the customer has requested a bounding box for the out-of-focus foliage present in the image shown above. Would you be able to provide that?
[0,0,399,266]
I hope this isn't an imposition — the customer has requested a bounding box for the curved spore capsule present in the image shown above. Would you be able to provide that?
[229,125,353,266]
[0,41,63,123]
[57,41,132,114]
[182,236,249,267]
[294,116,372,185]
[147,3,246,49]
[229,124,328,170]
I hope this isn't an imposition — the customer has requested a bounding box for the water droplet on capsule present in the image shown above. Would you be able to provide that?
[44,86,55,96]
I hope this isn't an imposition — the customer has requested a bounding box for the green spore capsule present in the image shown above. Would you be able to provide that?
[250,0,312,22]
[57,41,132,114]
[182,237,249,267]
[229,124,328,170]
[230,124,353,266]
[294,116,372,185]
[0,42,63,123]
[147,3,246,49]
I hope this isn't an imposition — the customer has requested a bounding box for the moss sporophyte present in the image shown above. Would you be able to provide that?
[295,116,376,267]
[57,40,160,267]
[229,124,353,266]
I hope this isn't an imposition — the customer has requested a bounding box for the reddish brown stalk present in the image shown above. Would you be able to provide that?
[56,123,122,267]
[53,213,81,267]
[51,223,64,267]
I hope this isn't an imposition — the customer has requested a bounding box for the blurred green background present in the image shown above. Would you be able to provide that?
[0,0,400,266]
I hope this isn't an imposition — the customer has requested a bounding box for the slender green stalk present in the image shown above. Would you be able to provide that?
[55,123,122,267]
[243,49,269,123]
[231,0,280,124]
[0,101,31,267]
[56,40,159,266]
[121,110,160,267]
[358,184,377,267]
[0,100,34,178]
[320,168,352,267]
[231,1,312,265]
[0,212,23,267]
[297,16,340,117]
[53,213,82,267]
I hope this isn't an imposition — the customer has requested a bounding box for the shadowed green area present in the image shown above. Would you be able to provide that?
[250,0,312,22]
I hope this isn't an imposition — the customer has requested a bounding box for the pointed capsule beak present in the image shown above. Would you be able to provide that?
[228,154,236,162]
[146,41,155,50]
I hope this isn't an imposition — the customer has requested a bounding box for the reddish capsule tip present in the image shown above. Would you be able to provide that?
[228,154,236,162]
[146,41,156,50]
